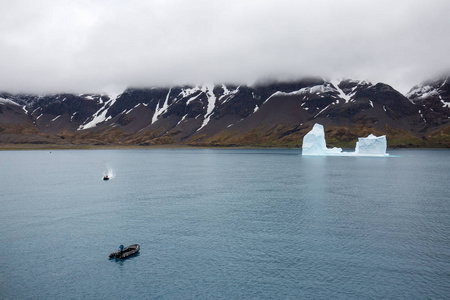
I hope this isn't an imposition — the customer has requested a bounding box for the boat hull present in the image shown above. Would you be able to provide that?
[109,244,140,259]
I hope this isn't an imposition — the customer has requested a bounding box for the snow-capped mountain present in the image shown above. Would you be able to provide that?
[1,77,449,147]
[406,76,450,127]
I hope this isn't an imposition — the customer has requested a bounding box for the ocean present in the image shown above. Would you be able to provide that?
[1,149,449,299]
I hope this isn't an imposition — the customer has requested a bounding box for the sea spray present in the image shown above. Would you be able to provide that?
[103,165,115,179]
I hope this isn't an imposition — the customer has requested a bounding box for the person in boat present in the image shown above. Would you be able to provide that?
[119,244,124,253]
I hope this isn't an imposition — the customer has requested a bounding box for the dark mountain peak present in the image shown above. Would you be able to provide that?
[353,82,407,103]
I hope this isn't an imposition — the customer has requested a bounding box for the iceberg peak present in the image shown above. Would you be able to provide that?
[302,124,343,155]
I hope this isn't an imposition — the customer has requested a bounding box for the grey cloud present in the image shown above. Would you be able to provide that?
[1,0,449,95]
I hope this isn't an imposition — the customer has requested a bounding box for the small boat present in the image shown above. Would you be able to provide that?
[109,244,140,259]
[103,175,109,180]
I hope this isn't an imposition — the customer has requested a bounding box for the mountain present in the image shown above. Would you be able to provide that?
[405,76,450,146]
[1,77,449,148]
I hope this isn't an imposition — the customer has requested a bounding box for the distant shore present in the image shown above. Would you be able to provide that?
[0,143,279,150]
[0,143,447,151]
[0,143,198,150]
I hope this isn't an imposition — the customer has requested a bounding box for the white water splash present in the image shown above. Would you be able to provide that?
[103,166,116,179]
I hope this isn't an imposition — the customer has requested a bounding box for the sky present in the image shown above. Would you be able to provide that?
[1,0,449,95]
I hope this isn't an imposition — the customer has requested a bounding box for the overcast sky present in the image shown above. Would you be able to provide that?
[1,0,449,95]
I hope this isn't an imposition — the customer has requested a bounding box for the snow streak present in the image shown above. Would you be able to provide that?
[152,88,171,124]
[331,79,351,103]
[0,97,20,106]
[197,85,217,131]
[51,115,61,122]
[264,84,334,104]
[78,94,118,130]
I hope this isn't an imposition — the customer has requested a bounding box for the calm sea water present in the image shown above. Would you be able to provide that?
[0,149,449,299]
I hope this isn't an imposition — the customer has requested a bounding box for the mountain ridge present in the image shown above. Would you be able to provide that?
[1,77,449,148]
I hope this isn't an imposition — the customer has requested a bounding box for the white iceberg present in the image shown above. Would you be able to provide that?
[302,124,343,155]
[355,134,387,155]
[302,123,388,156]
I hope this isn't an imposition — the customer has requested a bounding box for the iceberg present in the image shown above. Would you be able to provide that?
[302,124,343,155]
[302,123,388,156]
[355,134,387,155]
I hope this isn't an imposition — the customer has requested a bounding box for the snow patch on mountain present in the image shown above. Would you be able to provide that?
[79,109,111,130]
[152,88,172,124]
[83,95,95,101]
[180,86,201,98]
[78,94,118,130]
[331,79,352,103]
[418,110,426,122]
[439,95,450,108]
[219,85,239,103]
[221,84,230,95]
[197,85,217,131]
[125,103,142,115]
[177,114,187,126]
[441,76,448,88]
[314,104,330,118]
[51,115,61,122]
[308,84,335,95]
[264,84,335,104]
[407,84,439,101]
[263,91,284,104]
[0,97,20,106]
[186,92,202,106]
